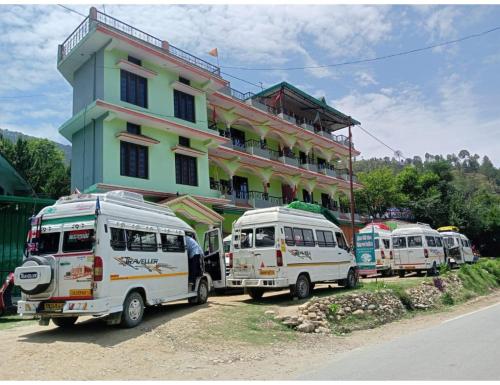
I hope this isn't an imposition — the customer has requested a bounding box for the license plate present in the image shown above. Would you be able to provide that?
[406,265,415,269]
[44,302,64,312]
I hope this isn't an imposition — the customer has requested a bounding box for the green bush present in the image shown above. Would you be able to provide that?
[329,303,340,314]
[442,292,454,306]
[458,262,499,295]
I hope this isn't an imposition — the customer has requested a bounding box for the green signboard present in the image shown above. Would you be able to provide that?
[355,231,376,274]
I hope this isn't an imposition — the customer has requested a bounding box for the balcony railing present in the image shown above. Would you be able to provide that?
[249,191,283,208]
[59,9,221,76]
[220,86,254,101]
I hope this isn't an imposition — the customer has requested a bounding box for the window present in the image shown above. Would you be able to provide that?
[121,70,148,108]
[204,231,220,255]
[127,122,141,135]
[425,236,436,247]
[128,56,141,66]
[126,230,157,252]
[435,237,443,247]
[174,89,195,122]
[443,237,454,248]
[303,229,315,246]
[235,228,253,249]
[36,232,60,255]
[382,239,391,249]
[179,136,190,147]
[179,76,190,85]
[255,227,275,248]
[292,228,304,246]
[63,229,95,253]
[408,236,423,247]
[110,228,126,251]
[175,153,197,186]
[336,232,348,250]
[393,237,407,249]
[160,233,185,252]
[374,239,380,250]
[120,141,148,179]
[316,230,335,247]
[284,227,294,246]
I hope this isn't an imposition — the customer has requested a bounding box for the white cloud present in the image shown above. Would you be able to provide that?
[333,75,500,165]
[355,71,378,87]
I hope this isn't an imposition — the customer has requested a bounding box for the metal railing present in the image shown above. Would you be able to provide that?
[220,86,254,101]
[59,9,220,76]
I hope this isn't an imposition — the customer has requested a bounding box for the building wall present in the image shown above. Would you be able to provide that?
[73,47,105,114]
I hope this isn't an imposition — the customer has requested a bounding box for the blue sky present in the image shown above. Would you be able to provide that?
[0,4,499,164]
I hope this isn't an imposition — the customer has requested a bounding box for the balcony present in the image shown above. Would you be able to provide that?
[318,164,337,178]
[299,159,318,173]
[244,140,271,159]
[249,191,283,208]
[279,153,299,168]
[59,8,221,76]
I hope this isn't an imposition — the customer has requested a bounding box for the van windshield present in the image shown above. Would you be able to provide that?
[35,232,60,255]
[63,229,95,253]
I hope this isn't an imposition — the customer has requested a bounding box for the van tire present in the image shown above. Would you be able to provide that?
[428,263,438,277]
[52,316,78,328]
[346,268,358,289]
[247,288,264,300]
[189,279,209,305]
[398,270,406,278]
[17,256,53,295]
[120,291,144,328]
[293,274,311,299]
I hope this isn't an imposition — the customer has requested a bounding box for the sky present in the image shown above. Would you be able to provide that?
[0,4,499,164]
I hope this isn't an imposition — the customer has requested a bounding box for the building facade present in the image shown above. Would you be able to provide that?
[58,8,366,240]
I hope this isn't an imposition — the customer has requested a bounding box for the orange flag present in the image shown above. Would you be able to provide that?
[208,48,218,57]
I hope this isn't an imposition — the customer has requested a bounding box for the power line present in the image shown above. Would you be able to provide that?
[221,71,263,90]
[57,4,86,18]
[358,125,403,159]
[221,25,500,71]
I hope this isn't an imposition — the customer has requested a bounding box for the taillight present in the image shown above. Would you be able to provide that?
[381,250,386,259]
[276,250,283,267]
[424,249,429,258]
[389,250,393,259]
[228,252,233,268]
[94,256,103,281]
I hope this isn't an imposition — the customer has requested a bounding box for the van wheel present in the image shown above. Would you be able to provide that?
[120,291,144,328]
[398,270,405,278]
[428,263,438,277]
[345,268,358,289]
[293,274,311,299]
[247,288,264,300]
[52,316,78,328]
[189,279,209,305]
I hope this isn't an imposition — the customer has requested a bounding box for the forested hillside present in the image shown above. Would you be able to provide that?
[354,151,499,256]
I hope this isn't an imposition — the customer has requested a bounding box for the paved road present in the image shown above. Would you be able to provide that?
[299,302,500,380]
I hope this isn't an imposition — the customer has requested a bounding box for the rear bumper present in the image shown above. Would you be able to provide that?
[17,298,110,317]
[226,278,289,288]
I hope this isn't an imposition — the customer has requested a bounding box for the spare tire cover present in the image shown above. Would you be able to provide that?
[17,256,53,295]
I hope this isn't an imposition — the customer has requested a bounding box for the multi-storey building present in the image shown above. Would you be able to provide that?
[57,8,366,241]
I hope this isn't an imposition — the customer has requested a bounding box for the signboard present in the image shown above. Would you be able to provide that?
[355,231,377,276]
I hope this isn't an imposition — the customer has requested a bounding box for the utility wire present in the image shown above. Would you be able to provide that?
[57,4,87,18]
[221,25,500,71]
[358,125,402,158]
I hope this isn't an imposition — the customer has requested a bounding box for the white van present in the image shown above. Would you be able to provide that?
[438,227,474,265]
[359,224,393,276]
[14,191,224,328]
[226,207,358,299]
[392,223,445,277]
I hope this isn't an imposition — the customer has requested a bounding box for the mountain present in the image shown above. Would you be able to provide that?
[0,128,71,163]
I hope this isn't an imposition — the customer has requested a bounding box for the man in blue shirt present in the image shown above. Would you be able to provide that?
[186,234,204,290]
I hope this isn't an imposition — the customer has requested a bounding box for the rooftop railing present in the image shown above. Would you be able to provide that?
[59,8,221,76]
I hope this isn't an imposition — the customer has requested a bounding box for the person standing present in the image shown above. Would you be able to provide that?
[185,234,204,290]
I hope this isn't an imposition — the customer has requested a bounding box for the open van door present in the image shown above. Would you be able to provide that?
[203,228,225,289]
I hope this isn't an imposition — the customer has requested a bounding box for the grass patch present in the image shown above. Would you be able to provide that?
[0,315,36,331]
[197,303,296,346]
[458,262,498,295]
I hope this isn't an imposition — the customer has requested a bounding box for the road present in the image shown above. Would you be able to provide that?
[299,302,500,380]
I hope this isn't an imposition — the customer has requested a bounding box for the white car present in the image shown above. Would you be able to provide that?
[227,207,358,299]
[14,190,224,328]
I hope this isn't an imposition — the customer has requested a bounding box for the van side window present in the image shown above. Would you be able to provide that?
[316,230,335,247]
[335,232,348,250]
[425,236,436,247]
[393,237,407,249]
[408,236,423,247]
[255,227,275,248]
[382,239,391,249]
[160,233,185,252]
[238,228,253,249]
[126,230,157,252]
[374,239,380,250]
[284,227,294,246]
[63,229,95,253]
[302,229,315,246]
[292,228,304,246]
[435,237,443,247]
[110,228,126,251]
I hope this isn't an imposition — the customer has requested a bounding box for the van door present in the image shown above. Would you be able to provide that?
[203,228,225,288]
[232,228,255,278]
[254,226,278,278]
[57,221,96,300]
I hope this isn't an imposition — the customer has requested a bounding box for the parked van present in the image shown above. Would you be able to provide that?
[226,207,358,299]
[391,223,445,277]
[437,226,475,265]
[359,223,393,276]
[14,191,224,328]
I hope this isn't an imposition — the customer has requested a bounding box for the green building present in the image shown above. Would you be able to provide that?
[58,8,366,240]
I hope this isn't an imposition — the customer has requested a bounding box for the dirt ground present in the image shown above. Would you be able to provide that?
[1,283,498,380]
